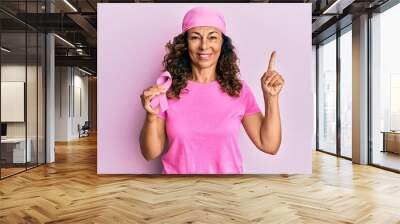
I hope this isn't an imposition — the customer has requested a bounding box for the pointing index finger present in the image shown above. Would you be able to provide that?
[267,51,277,72]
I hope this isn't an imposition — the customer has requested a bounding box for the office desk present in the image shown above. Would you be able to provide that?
[1,138,32,163]
[381,131,400,154]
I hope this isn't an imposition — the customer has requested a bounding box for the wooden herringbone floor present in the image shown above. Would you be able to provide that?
[1,134,400,224]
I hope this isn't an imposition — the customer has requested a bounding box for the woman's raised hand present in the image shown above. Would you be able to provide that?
[140,84,167,115]
[261,51,285,97]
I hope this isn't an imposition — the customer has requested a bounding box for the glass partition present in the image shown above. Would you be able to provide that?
[1,30,28,177]
[0,1,46,179]
[27,30,38,170]
[38,32,45,165]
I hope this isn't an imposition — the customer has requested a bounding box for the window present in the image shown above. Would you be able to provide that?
[370,2,400,171]
[340,27,352,158]
[317,36,337,154]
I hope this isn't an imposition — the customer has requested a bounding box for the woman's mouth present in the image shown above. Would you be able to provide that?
[198,53,212,60]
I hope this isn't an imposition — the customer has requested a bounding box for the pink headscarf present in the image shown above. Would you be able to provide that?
[182,6,227,34]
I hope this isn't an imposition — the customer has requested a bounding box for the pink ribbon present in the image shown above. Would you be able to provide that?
[150,71,172,112]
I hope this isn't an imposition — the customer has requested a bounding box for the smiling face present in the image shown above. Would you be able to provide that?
[187,26,223,71]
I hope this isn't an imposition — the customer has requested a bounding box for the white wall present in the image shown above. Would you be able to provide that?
[1,65,26,135]
[55,66,89,141]
[55,66,69,141]
[72,73,89,138]
[1,64,42,137]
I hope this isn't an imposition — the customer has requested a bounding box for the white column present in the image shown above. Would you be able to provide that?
[46,1,55,163]
[352,14,369,164]
[46,33,55,163]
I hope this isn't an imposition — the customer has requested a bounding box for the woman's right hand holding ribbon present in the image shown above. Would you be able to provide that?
[140,84,167,115]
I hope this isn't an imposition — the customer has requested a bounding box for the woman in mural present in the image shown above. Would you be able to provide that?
[139,6,284,174]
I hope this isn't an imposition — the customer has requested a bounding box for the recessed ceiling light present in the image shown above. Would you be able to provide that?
[322,0,355,15]
[78,67,93,76]
[63,0,78,12]
[322,0,343,14]
[1,47,11,53]
[54,34,75,48]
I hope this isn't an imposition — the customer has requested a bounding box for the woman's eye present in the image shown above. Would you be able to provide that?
[210,36,217,40]
[190,36,199,40]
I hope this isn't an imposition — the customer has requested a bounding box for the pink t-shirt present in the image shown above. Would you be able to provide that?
[157,79,261,174]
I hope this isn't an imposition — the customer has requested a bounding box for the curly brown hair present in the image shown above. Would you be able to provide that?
[162,32,242,99]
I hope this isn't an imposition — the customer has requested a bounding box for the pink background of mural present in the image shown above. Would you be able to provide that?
[97,3,313,174]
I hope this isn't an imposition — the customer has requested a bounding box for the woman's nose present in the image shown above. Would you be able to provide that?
[200,38,208,50]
